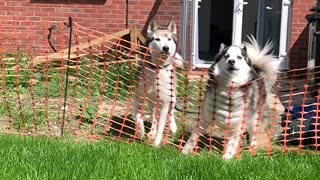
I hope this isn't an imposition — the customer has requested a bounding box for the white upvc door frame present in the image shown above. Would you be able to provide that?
[278,0,292,70]
[191,0,203,68]
[232,0,246,46]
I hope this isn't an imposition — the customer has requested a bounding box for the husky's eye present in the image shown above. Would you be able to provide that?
[237,55,242,59]
[155,38,160,41]
[168,38,172,41]
[224,54,230,59]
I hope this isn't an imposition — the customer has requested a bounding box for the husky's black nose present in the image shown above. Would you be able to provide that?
[162,46,169,53]
[227,59,235,66]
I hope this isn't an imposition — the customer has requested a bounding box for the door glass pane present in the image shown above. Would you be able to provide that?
[242,0,260,42]
[198,0,233,61]
[242,0,282,55]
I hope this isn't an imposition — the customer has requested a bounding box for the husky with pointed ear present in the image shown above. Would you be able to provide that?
[181,36,279,159]
[133,20,185,147]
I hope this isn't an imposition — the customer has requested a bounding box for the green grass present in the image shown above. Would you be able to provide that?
[0,135,318,180]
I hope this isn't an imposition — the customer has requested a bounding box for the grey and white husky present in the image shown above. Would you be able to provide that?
[182,36,279,159]
[133,20,184,147]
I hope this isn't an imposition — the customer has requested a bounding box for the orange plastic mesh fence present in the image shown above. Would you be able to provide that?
[0,19,319,159]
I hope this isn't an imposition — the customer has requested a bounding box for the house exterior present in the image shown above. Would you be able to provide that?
[0,0,316,70]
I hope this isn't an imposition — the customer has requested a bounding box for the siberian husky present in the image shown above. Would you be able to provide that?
[181,36,279,159]
[133,20,184,147]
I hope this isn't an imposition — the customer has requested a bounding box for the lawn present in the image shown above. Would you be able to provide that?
[0,135,318,180]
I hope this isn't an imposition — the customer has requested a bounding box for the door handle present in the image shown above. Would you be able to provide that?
[280,52,287,58]
[238,1,248,12]
[240,1,248,5]
[197,0,201,8]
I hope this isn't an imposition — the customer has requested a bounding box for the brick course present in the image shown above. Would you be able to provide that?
[0,0,180,55]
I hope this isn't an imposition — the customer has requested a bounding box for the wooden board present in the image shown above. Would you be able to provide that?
[34,28,131,66]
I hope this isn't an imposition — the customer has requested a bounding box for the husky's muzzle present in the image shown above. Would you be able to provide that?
[227,59,238,72]
[162,46,170,55]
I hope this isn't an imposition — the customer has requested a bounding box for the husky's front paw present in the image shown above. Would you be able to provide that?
[147,130,156,139]
[181,148,191,155]
[169,121,177,134]
[250,145,257,157]
[136,131,145,140]
[222,153,234,160]
[153,138,162,147]
[181,144,193,155]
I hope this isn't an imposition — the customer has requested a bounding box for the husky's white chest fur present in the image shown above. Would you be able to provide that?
[202,80,255,136]
[142,64,177,103]
[204,64,254,133]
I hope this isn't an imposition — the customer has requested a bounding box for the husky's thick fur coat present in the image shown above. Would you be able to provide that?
[182,36,279,159]
[133,20,184,147]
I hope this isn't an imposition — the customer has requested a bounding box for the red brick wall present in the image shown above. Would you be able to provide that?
[0,0,316,70]
[128,0,180,34]
[0,0,180,54]
[289,0,315,69]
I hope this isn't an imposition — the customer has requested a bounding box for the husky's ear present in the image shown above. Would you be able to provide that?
[219,43,226,52]
[242,46,251,65]
[167,20,177,34]
[214,46,228,62]
[147,20,158,35]
[241,46,247,57]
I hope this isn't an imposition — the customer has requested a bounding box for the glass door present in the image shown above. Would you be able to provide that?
[192,0,234,68]
[191,0,291,70]
[241,0,291,70]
